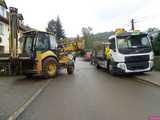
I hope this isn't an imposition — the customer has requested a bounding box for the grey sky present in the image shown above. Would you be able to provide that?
[5,0,160,37]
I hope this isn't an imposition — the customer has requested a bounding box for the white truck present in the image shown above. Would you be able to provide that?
[95,29,154,74]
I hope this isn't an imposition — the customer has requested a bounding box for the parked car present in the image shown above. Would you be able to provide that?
[84,52,92,61]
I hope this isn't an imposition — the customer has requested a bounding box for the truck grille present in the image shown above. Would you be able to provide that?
[125,55,149,63]
[126,62,149,70]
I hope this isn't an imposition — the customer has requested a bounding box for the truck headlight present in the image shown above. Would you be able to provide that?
[117,63,126,70]
[150,52,154,61]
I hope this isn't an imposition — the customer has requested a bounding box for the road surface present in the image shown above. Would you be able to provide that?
[0,76,48,120]
[18,58,160,120]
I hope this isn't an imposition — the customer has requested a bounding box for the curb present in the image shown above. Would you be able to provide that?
[135,76,160,87]
[7,80,51,120]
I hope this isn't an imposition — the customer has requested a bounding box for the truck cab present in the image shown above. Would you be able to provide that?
[95,29,154,74]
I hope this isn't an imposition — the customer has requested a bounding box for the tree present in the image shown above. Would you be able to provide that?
[153,32,160,55]
[81,27,93,51]
[46,16,65,42]
[147,27,159,33]
[56,16,65,41]
[46,19,57,35]
[147,28,159,40]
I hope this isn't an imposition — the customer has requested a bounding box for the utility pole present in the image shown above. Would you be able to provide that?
[131,19,135,31]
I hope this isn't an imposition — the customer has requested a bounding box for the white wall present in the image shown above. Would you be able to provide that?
[0,22,9,53]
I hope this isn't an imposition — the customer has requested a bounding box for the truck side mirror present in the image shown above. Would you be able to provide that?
[109,44,116,52]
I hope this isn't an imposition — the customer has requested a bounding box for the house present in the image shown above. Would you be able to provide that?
[0,0,9,53]
[0,0,29,53]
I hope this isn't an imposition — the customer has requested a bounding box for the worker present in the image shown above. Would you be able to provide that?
[105,46,110,61]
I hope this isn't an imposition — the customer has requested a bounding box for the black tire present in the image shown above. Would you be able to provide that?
[25,74,33,78]
[67,65,74,74]
[96,63,100,69]
[106,60,110,73]
[108,61,115,75]
[91,58,95,65]
[42,57,58,78]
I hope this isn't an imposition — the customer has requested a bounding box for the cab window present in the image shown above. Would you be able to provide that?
[50,35,57,50]
[109,38,116,51]
[36,33,49,51]
[24,36,33,54]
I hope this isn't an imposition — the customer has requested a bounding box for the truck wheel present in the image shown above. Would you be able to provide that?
[42,58,58,78]
[96,63,100,69]
[25,74,32,78]
[108,61,115,75]
[67,65,74,74]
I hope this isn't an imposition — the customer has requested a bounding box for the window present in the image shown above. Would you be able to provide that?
[0,46,4,53]
[0,23,4,35]
[50,35,57,50]
[24,36,33,54]
[36,33,49,51]
[109,38,116,50]
[0,6,5,17]
[141,37,150,47]
[117,35,151,49]
[117,35,152,54]
[117,39,131,49]
[19,37,25,51]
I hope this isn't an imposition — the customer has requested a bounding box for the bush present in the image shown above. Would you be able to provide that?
[154,56,160,71]
[153,33,160,55]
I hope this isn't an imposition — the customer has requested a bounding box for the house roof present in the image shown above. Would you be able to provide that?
[0,0,8,9]
[0,15,29,31]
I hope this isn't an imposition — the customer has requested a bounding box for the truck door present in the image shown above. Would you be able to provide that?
[109,37,116,61]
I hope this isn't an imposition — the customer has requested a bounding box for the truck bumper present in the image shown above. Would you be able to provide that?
[112,61,153,74]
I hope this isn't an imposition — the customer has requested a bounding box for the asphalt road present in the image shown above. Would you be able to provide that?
[18,58,160,120]
[0,76,48,120]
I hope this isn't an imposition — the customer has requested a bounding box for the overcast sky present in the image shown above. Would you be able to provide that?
[5,0,160,37]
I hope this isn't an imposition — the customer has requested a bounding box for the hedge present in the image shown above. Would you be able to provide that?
[154,56,160,71]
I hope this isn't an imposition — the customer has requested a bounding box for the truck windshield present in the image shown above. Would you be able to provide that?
[117,34,152,54]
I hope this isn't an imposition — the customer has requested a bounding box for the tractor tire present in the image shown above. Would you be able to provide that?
[42,58,58,78]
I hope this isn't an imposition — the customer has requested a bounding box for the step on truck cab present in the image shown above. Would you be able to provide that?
[95,28,154,74]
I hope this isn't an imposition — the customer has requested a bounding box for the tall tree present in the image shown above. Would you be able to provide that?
[46,16,65,42]
[81,27,93,50]
[46,19,57,35]
[56,16,65,41]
